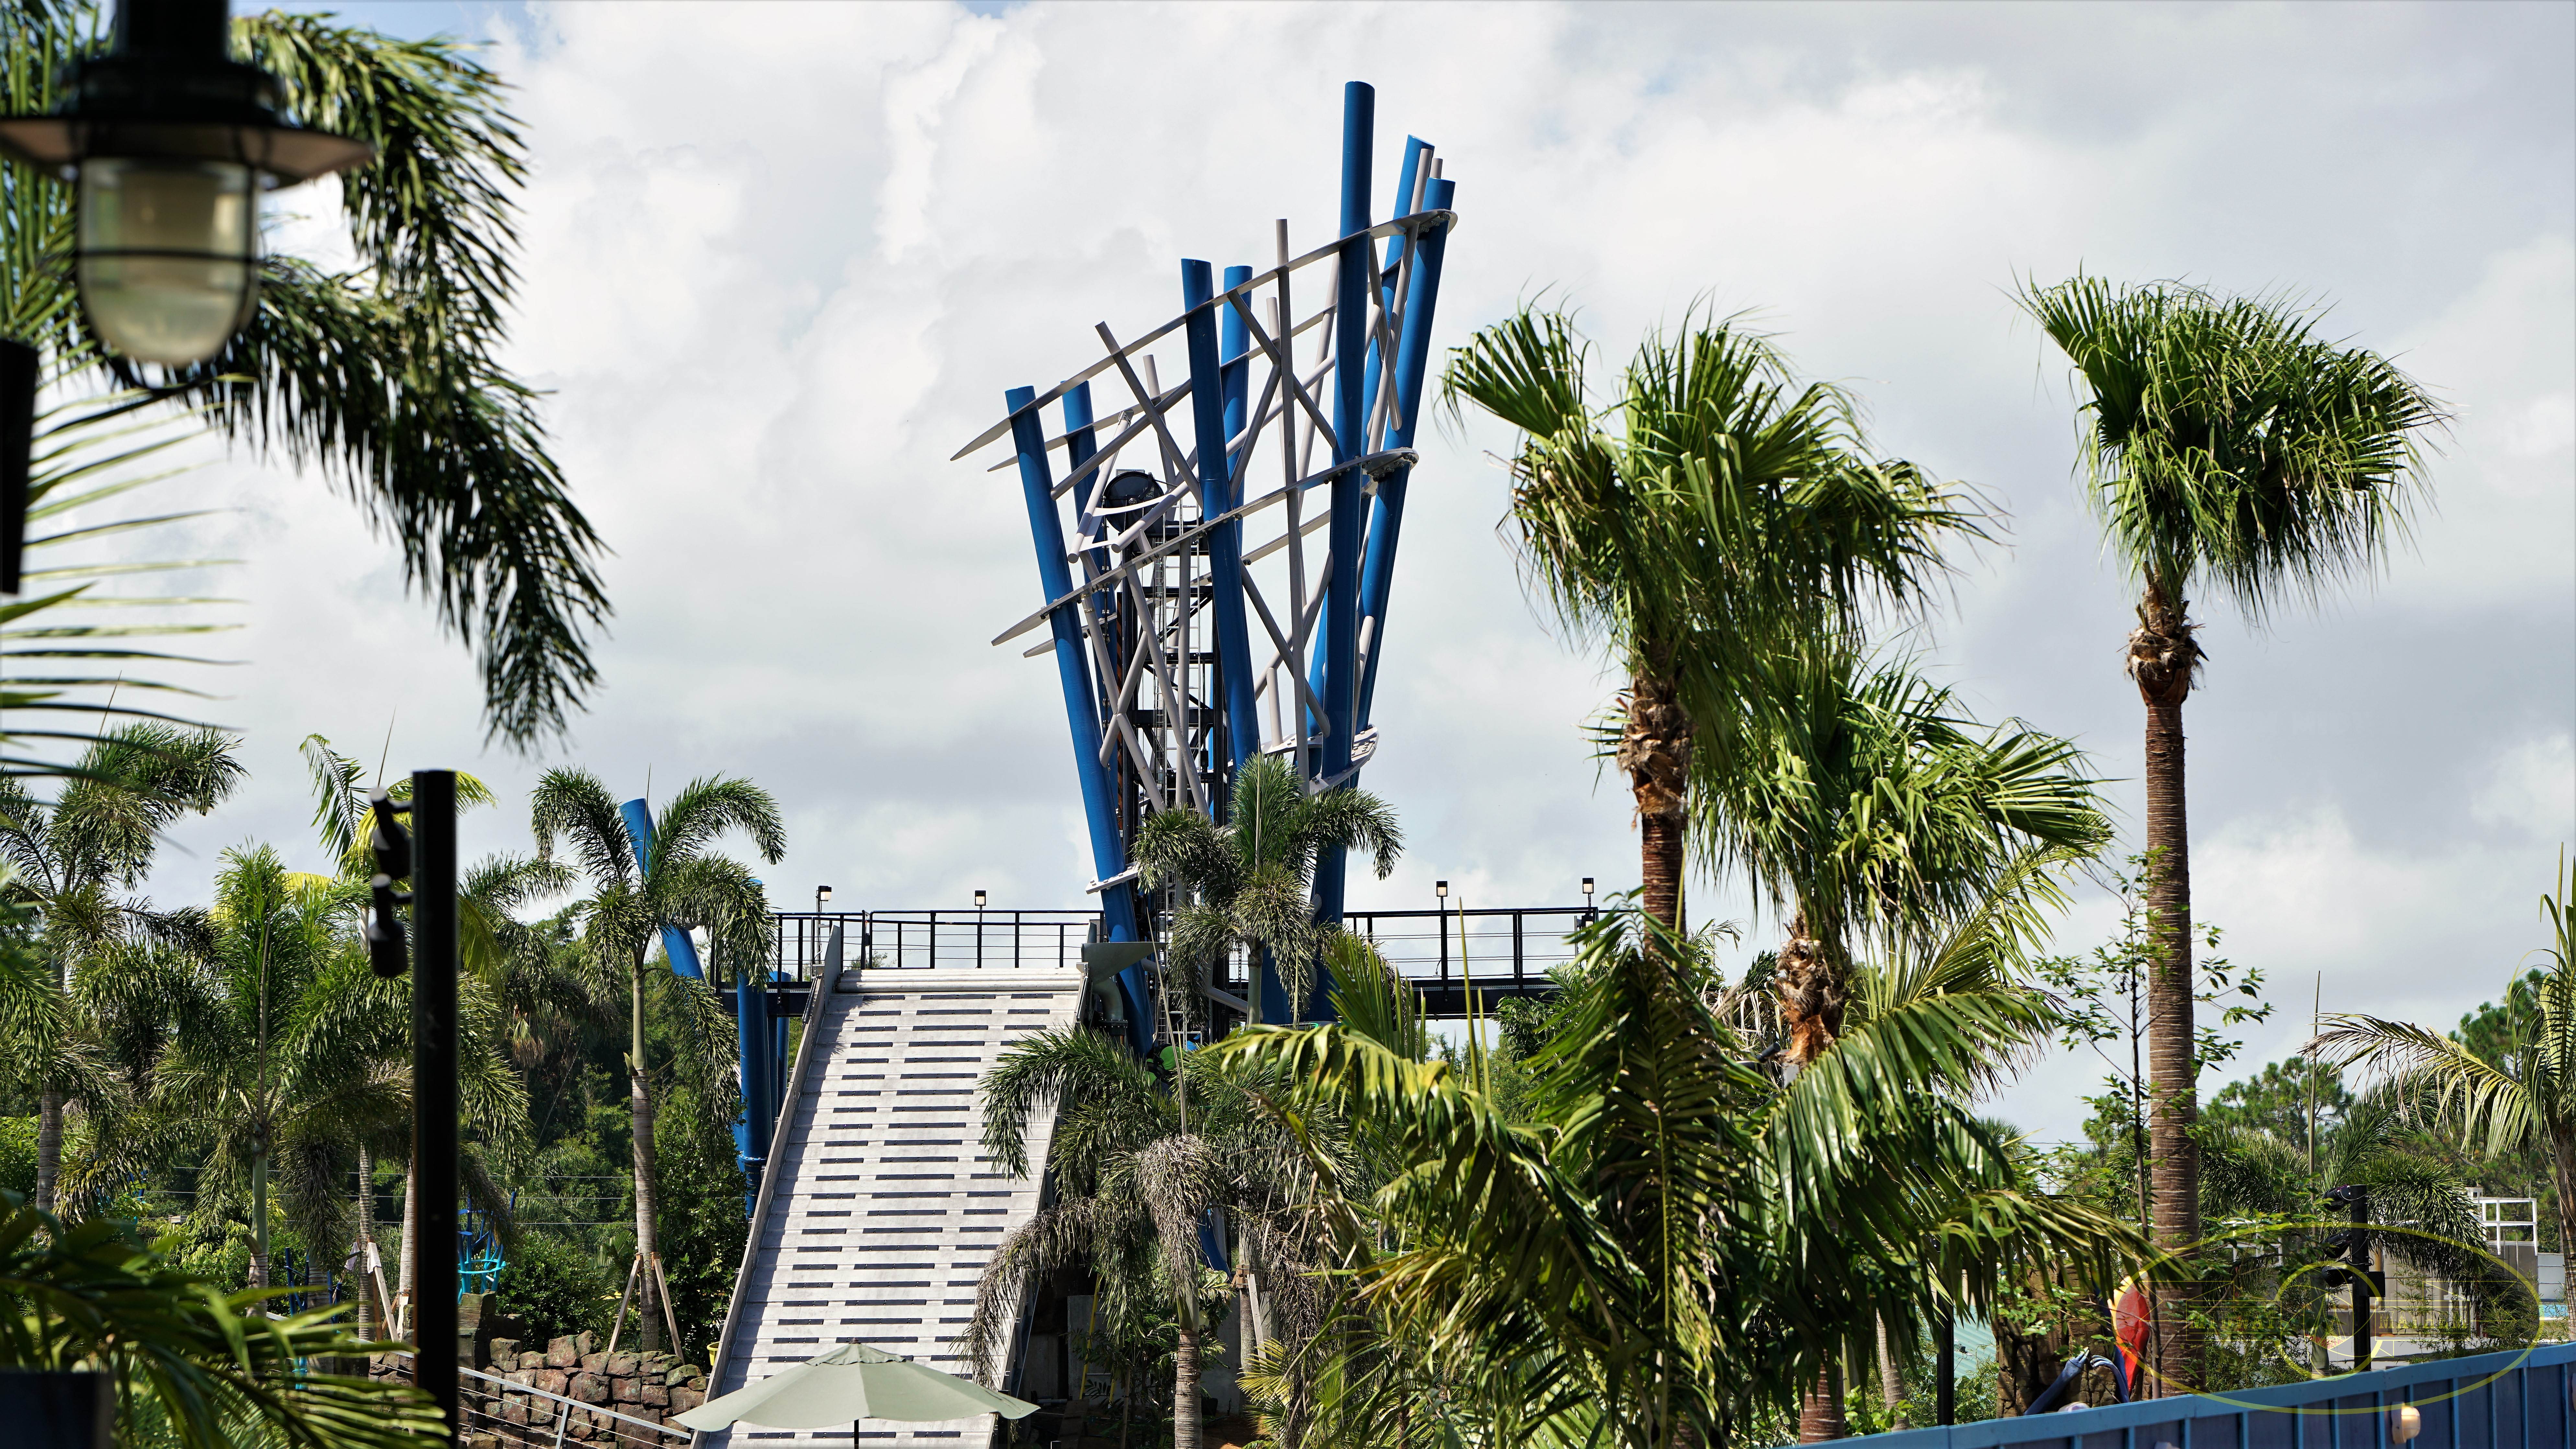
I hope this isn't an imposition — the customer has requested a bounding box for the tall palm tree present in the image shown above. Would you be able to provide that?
[1441,308,1984,931]
[1694,644,2109,1067]
[1134,752,1402,1024]
[2023,275,2445,1388]
[530,769,780,1351]
[1,5,609,748]
[0,721,240,1211]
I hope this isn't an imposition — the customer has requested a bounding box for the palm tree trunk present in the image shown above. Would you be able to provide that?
[1877,1314,1907,1429]
[398,1155,418,1339]
[33,1088,62,1214]
[1621,669,1692,932]
[251,1139,272,1290]
[2132,579,2202,1394]
[1798,1361,1846,1442]
[1775,914,1844,1066]
[355,1144,376,1341]
[630,963,665,1353]
[1173,1319,1201,1449]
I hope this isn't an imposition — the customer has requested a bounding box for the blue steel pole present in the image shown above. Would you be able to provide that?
[1316,80,1374,883]
[619,798,704,979]
[1356,173,1455,728]
[1010,385,1154,1054]
[1182,260,1262,776]
[1358,137,1425,430]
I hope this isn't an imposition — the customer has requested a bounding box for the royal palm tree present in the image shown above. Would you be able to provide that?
[0,5,608,748]
[1134,753,1402,1024]
[2023,275,2445,1387]
[530,769,780,1351]
[0,721,240,1211]
[1696,644,2109,1066]
[1441,308,1983,931]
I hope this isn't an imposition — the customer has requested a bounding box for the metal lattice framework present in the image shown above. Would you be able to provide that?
[954,83,1457,1038]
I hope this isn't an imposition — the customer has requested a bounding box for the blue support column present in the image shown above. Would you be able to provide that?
[1308,81,1374,953]
[1359,137,1426,430]
[1356,174,1455,728]
[619,798,703,979]
[1011,385,1155,1055]
[1182,260,1262,775]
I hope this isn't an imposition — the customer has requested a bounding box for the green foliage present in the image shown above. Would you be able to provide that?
[0,1198,444,1448]
[0,1114,32,1197]
[653,1081,749,1358]
[495,1230,616,1346]
[1133,753,1401,1021]
[2018,274,2445,615]
[2204,1058,2353,1142]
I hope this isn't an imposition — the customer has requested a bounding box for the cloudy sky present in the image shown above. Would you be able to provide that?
[103,0,2575,1144]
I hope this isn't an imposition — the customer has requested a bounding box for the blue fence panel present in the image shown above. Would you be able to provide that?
[1833,1342,2573,1449]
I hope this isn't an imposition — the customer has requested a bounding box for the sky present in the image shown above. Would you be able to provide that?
[83,0,2576,1147]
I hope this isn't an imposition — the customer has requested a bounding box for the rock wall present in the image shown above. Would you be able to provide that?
[375,1330,709,1446]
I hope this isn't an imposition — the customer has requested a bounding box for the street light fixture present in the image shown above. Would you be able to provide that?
[1434,880,1447,900]
[816,885,833,913]
[0,0,374,366]
[1581,876,1596,922]
[974,889,987,909]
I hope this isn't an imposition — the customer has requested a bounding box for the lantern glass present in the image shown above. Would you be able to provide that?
[76,156,259,366]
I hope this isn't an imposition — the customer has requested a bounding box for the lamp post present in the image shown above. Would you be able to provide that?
[0,0,373,590]
[974,888,986,969]
[1581,876,1596,924]
[1435,880,1449,991]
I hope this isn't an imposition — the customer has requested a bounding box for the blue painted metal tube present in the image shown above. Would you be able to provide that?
[1182,260,1262,774]
[620,797,704,979]
[1356,174,1455,728]
[1009,385,1154,1054]
[1065,383,1110,594]
[1358,137,1426,430]
[1310,81,1374,939]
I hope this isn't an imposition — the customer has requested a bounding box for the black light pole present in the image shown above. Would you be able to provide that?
[411,771,459,1442]
[1934,1307,1955,1424]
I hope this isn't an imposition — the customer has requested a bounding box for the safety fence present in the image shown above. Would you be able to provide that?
[1831,1340,2574,1449]
[768,910,1098,985]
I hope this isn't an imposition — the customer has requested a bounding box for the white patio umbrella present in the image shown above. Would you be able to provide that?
[674,1342,1039,1432]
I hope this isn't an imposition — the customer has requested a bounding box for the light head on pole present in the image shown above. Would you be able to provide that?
[1434,880,1446,899]
[974,889,987,909]
[0,0,374,366]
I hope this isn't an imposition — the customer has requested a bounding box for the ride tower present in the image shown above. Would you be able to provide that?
[954,82,1458,1050]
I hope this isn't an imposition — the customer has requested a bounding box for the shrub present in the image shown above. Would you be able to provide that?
[494,1231,615,1346]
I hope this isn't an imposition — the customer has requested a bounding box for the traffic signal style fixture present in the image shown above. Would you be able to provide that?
[365,788,411,979]
[2321,1184,2382,1372]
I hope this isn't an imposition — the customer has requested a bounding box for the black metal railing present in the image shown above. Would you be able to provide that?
[768,909,1103,984]
[759,905,1589,1011]
[1344,905,1594,996]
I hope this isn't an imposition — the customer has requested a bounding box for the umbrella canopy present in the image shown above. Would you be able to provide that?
[675,1341,1039,1431]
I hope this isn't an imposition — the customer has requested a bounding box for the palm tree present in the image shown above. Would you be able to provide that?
[529,769,781,1351]
[1441,307,1984,930]
[0,721,240,1211]
[2022,275,2446,1388]
[1695,644,2109,1066]
[122,844,529,1291]
[1134,752,1402,1025]
[2313,853,2576,1300]
[0,5,609,748]
[1215,907,2148,1449]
